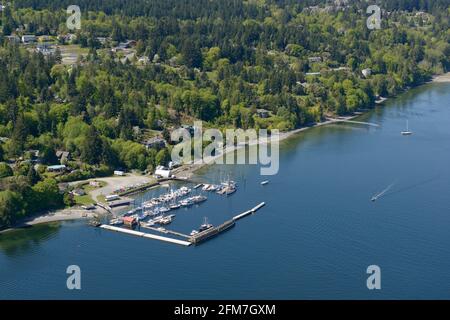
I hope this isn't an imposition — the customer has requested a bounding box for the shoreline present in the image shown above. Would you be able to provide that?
[172,115,360,179]
[2,73,449,234]
[173,72,450,179]
[0,208,98,235]
[432,72,450,83]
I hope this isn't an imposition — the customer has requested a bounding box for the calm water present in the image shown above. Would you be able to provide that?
[1,83,450,299]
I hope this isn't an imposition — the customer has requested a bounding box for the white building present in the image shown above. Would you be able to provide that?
[154,167,172,178]
[21,35,36,44]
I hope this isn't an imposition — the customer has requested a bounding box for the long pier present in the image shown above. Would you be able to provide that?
[233,202,266,221]
[99,224,192,246]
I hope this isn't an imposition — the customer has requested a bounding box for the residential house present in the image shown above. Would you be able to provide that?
[47,164,67,172]
[144,137,166,150]
[21,35,36,44]
[308,56,322,63]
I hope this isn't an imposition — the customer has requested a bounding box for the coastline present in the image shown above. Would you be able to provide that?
[0,208,98,235]
[172,115,360,179]
[432,72,450,83]
[2,72,449,233]
[174,71,450,179]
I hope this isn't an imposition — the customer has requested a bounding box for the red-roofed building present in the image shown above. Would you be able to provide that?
[123,216,137,227]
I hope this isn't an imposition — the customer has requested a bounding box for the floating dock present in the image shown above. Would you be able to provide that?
[189,202,266,245]
[189,219,235,244]
[99,224,192,246]
[108,198,133,208]
[233,202,265,221]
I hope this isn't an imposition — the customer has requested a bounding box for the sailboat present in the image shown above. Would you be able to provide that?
[401,120,413,136]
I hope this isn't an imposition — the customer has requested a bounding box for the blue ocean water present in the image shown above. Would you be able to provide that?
[1,83,449,299]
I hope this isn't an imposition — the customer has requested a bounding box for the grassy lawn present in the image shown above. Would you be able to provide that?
[74,194,95,206]
[73,180,107,205]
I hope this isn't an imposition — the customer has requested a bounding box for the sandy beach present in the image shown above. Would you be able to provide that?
[432,72,450,83]
[0,208,97,234]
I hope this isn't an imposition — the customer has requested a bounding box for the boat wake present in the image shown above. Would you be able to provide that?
[383,174,440,198]
[371,182,396,202]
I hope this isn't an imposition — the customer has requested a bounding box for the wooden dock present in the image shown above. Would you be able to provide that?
[99,225,192,246]
[108,198,133,208]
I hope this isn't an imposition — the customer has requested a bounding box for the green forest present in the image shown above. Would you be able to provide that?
[0,0,449,228]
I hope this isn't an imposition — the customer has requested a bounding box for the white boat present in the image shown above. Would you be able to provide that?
[109,218,123,226]
[180,198,194,207]
[190,230,199,236]
[261,180,269,185]
[159,206,170,213]
[158,215,175,225]
[170,203,181,210]
[401,120,413,135]
[198,217,213,232]
[192,195,207,204]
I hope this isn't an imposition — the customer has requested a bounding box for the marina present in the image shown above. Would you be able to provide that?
[98,202,266,246]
